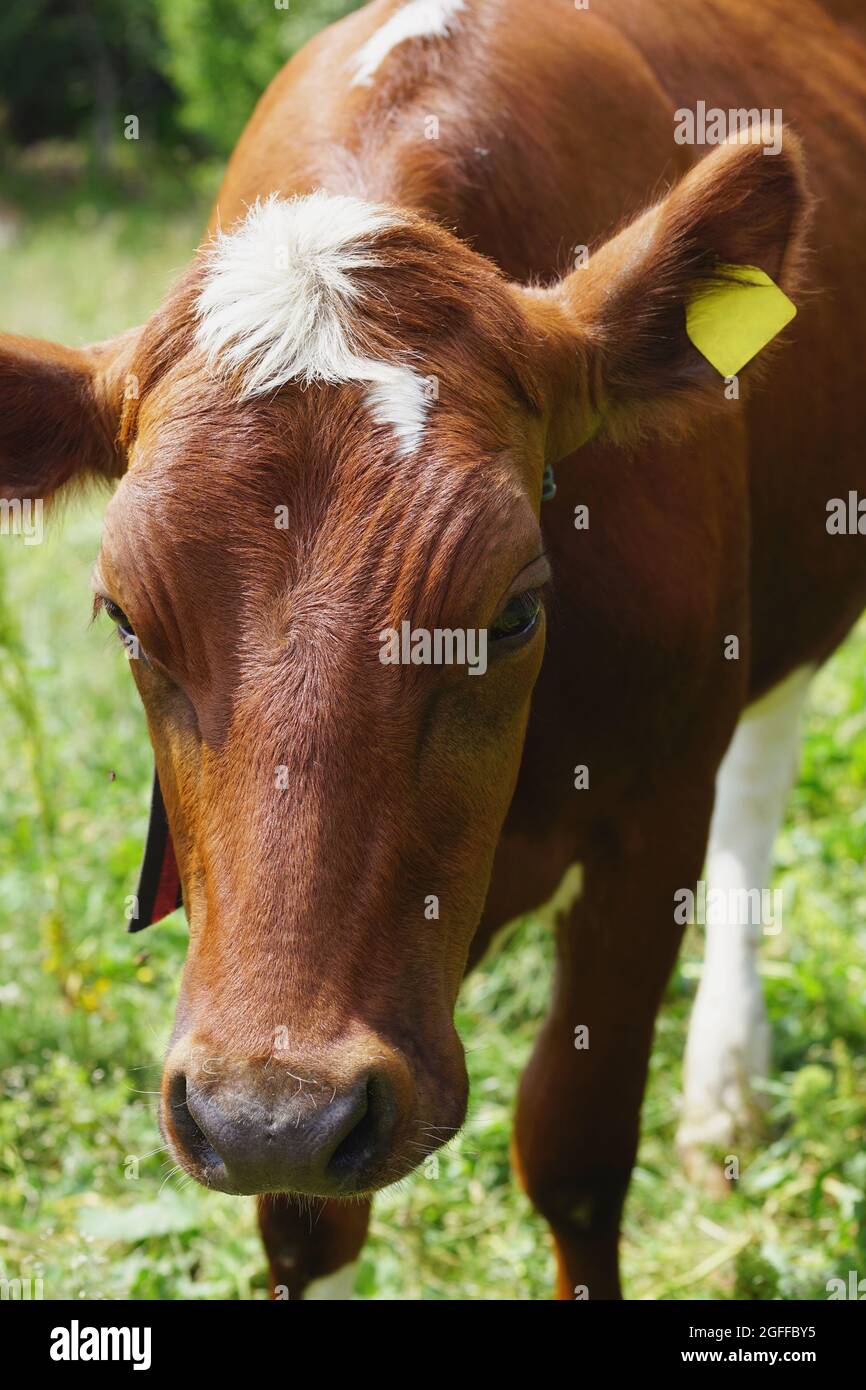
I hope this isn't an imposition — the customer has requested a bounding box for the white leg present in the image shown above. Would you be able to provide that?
[677,666,814,1175]
[304,1262,358,1300]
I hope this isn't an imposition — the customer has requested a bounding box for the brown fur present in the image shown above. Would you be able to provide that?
[1,0,864,1297]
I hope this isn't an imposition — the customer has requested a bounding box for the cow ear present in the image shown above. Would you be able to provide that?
[0,328,139,503]
[519,129,809,459]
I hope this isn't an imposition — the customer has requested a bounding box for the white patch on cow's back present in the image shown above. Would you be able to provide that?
[351,0,466,87]
[304,1262,358,1300]
[195,192,429,456]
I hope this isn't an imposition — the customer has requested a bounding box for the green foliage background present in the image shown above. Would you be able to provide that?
[155,0,363,155]
[0,0,362,159]
[0,0,864,1303]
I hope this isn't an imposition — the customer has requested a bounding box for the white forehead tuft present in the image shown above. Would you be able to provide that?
[194,191,430,456]
[350,0,467,88]
[196,192,394,395]
[366,366,430,457]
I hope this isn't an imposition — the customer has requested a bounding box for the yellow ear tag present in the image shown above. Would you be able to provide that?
[685,263,796,377]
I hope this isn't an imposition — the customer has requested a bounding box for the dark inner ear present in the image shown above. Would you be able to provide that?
[0,334,130,503]
[677,141,805,284]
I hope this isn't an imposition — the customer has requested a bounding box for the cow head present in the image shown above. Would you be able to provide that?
[0,135,806,1197]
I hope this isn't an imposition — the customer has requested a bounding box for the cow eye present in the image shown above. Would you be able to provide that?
[103,598,136,640]
[490,590,542,644]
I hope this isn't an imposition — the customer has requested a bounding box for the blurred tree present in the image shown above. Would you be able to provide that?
[0,0,362,161]
[0,0,177,163]
[154,0,362,156]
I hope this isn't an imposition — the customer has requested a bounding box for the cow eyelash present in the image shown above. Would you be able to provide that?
[489,588,543,646]
[93,594,137,640]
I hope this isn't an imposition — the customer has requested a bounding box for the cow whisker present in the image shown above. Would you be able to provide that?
[159,1164,184,1195]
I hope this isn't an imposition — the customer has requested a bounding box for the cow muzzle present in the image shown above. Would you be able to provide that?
[161,1036,412,1197]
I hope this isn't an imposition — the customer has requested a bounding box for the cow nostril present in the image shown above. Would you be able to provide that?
[163,1059,400,1196]
[166,1070,222,1173]
[326,1072,396,1184]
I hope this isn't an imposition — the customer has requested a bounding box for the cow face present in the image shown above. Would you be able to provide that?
[0,134,805,1197]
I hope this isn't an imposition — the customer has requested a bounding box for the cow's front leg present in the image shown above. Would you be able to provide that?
[513,779,715,1299]
[257,1194,370,1300]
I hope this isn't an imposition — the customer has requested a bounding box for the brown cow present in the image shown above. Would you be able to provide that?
[1,0,864,1299]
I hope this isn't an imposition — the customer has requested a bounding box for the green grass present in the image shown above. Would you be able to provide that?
[1,161,864,1301]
